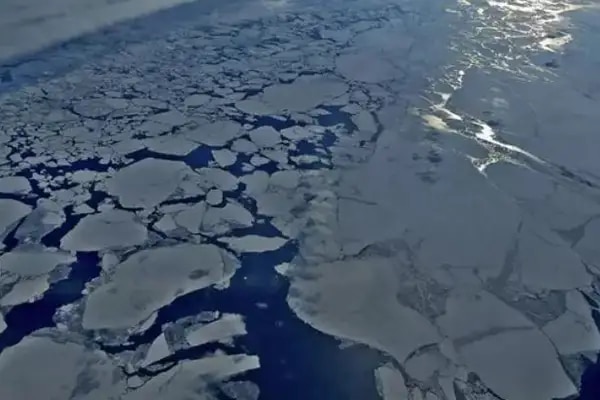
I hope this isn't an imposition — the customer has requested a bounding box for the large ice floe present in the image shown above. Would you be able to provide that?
[82,244,237,330]
[0,0,599,398]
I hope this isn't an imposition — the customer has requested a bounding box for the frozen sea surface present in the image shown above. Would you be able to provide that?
[1,0,600,399]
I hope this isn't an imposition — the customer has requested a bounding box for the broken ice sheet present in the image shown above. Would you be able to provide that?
[0,246,76,306]
[60,209,147,251]
[0,330,124,400]
[82,244,238,330]
[123,352,259,400]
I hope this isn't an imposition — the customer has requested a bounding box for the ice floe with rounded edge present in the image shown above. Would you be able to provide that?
[250,155,270,166]
[0,313,6,333]
[0,199,32,239]
[0,246,76,306]
[123,351,259,400]
[231,139,258,154]
[248,126,281,148]
[286,256,441,363]
[185,313,247,347]
[351,110,378,134]
[144,136,199,156]
[0,176,31,194]
[260,76,348,113]
[206,189,224,206]
[375,363,409,400]
[106,158,192,209]
[60,209,147,252]
[0,330,124,400]
[82,243,238,330]
[269,170,301,190]
[218,235,288,253]
[212,149,237,167]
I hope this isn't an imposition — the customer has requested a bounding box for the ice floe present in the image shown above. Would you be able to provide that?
[436,290,534,340]
[0,331,124,400]
[60,209,148,251]
[286,256,441,363]
[195,168,239,192]
[0,199,32,240]
[186,121,243,147]
[185,313,247,347]
[0,246,76,306]
[458,329,576,400]
[173,202,207,234]
[123,352,259,400]
[375,363,409,400]
[202,202,254,234]
[220,381,260,400]
[206,189,224,206]
[219,235,288,253]
[542,290,600,355]
[0,176,31,194]
[212,149,238,167]
[82,244,237,330]
[106,158,192,209]
[248,126,281,148]
[141,332,171,367]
